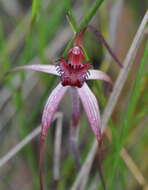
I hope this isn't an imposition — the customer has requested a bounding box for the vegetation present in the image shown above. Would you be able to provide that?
[0,0,147,189]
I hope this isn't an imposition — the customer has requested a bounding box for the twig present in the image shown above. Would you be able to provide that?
[71,143,97,190]
[101,10,148,132]
[121,148,148,189]
[70,11,148,190]
[0,112,62,168]
[0,126,41,167]
[105,128,148,189]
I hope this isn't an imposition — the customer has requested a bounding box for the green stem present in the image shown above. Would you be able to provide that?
[66,10,90,61]
[78,0,104,32]
[63,0,104,57]
[63,38,74,57]
[31,0,41,23]
[67,10,78,32]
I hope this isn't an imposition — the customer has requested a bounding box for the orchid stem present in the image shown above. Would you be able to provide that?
[31,0,41,24]
[66,10,90,61]
[63,0,104,57]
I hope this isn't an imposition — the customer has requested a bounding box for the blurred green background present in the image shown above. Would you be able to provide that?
[0,0,147,190]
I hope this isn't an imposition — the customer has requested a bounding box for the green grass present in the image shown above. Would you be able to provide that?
[0,0,147,190]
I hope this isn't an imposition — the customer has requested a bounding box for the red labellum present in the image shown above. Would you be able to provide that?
[57,56,90,88]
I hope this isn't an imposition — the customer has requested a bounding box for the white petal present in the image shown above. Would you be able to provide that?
[77,83,101,141]
[12,64,59,76]
[41,83,69,136]
[87,69,113,85]
[39,83,69,190]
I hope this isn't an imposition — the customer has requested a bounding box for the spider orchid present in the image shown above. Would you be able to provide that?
[11,27,120,190]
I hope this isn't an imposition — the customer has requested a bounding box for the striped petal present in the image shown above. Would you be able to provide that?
[39,83,69,190]
[70,87,80,127]
[87,69,113,85]
[77,83,102,141]
[12,64,59,76]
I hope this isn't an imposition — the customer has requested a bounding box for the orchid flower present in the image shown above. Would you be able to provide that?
[12,27,114,190]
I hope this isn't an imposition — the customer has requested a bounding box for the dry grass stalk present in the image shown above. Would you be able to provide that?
[0,112,62,168]
[70,11,148,190]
